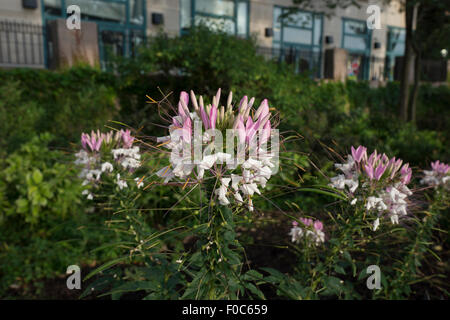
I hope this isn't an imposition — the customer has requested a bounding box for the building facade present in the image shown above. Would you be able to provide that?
[0,0,407,81]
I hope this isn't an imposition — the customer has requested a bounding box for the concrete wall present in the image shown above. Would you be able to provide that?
[47,19,100,69]
[0,0,42,24]
[147,0,180,37]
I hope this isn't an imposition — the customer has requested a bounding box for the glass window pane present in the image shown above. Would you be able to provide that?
[69,0,126,23]
[283,27,312,45]
[343,35,367,51]
[130,0,144,25]
[180,0,191,29]
[130,30,144,57]
[392,42,405,56]
[100,30,124,70]
[237,2,248,36]
[285,11,312,28]
[389,29,405,55]
[313,16,322,45]
[196,0,235,17]
[194,15,236,34]
[273,7,282,41]
[44,0,61,16]
[344,20,366,35]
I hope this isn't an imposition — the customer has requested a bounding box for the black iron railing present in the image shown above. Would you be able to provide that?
[0,20,45,68]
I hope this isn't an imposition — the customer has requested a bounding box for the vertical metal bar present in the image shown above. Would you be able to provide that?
[191,0,196,27]
[23,23,28,64]
[233,0,237,36]
[40,0,48,67]
[31,24,36,64]
[125,0,130,57]
[0,22,3,63]
[62,0,67,18]
[39,22,44,66]
[5,21,11,63]
[142,0,147,44]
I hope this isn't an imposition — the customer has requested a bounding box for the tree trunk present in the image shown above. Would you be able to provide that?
[409,52,421,123]
[399,1,418,122]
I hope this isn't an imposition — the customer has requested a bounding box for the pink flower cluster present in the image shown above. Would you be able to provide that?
[75,129,142,199]
[289,218,325,246]
[173,88,272,147]
[156,89,277,212]
[351,146,411,184]
[81,129,134,152]
[421,160,450,189]
[330,145,414,231]
[431,160,450,175]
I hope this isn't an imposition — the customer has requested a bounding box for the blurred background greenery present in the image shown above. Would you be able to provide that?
[0,27,448,298]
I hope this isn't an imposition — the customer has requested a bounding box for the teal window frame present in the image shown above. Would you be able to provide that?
[341,17,372,80]
[272,5,324,78]
[385,26,405,80]
[179,0,250,38]
[40,0,147,69]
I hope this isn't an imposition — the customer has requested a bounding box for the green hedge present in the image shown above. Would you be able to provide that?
[0,67,118,155]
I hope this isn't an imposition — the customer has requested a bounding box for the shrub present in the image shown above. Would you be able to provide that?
[0,67,119,152]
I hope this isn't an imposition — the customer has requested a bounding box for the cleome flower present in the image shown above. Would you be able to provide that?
[329,145,413,231]
[289,218,325,246]
[420,160,450,190]
[75,129,142,198]
[154,89,278,212]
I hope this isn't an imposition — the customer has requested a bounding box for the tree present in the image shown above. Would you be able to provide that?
[408,1,450,123]
[399,0,418,122]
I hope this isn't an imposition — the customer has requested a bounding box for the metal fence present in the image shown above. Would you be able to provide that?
[0,20,45,68]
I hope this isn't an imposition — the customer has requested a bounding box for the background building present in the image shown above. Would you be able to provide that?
[0,0,408,81]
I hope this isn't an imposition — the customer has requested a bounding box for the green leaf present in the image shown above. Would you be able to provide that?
[243,270,264,281]
[32,169,43,184]
[244,282,265,300]
[343,250,352,262]
[99,281,159,299]
[325,276,343,294]
[334,265,346,275]
[84,256,129,281]
[16,198,28,213]
[296,187,348,201]
[261,267,285,280]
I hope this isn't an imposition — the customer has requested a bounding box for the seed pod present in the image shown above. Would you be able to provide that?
[180,97,191,118]
[227,91,233,111]
[215,88,221,106]
[190,90,199,111]
[248,97,255,109]
[220,106,225,124]
[233,115,242,129]
[239,97,248,115]
[243,105,251,121]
